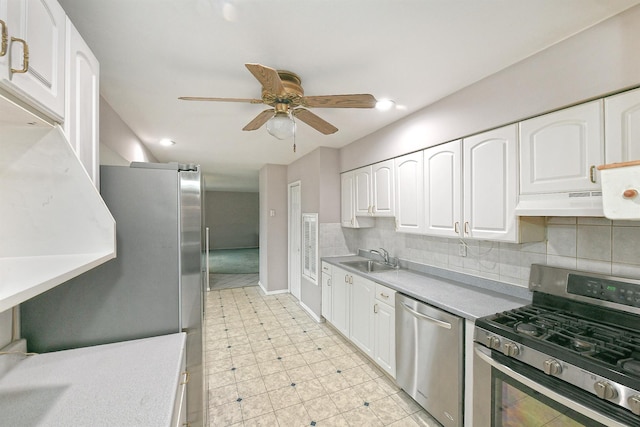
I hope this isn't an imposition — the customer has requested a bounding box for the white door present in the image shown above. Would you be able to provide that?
[288,182,301,300]
[394,151,424,233]
[464,125,518,241]
[424,140,461,238]
[372,159,395,216]
[605,87,640,163]
[519,100,603,194]
[331,267,350,337]
[374,302,396,378]
[321,271,332,322]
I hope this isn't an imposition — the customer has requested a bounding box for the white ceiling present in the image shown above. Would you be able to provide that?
[59,0,640,191]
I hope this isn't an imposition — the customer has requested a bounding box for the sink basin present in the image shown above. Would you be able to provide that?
[340,260,397,273]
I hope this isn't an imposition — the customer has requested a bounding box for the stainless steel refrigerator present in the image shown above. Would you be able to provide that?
[21,162,206,426]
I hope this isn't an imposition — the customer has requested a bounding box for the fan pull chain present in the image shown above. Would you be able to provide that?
[292,114,297,153]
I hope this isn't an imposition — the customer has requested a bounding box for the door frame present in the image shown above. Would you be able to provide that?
[288,181,302,300]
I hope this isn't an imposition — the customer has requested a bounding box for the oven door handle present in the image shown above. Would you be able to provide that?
[474,344,628,427]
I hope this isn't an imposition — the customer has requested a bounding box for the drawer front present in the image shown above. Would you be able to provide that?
[375,283,395,306]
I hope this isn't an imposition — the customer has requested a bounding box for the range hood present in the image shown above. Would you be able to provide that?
[0,94,116,313]
[515,191,604,216]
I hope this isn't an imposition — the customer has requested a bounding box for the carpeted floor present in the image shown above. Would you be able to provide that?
[208,248,259,274]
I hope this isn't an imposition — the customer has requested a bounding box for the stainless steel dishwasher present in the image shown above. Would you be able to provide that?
[396,293,464,427]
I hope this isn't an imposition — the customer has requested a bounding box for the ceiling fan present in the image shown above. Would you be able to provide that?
[179,63,377,138]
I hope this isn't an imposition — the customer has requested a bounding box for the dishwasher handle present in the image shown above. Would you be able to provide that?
[400,302,452,329]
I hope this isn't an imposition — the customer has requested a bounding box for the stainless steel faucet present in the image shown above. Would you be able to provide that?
[370,248,389,264]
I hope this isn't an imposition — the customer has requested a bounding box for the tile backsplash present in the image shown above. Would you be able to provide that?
[330,217,640,288]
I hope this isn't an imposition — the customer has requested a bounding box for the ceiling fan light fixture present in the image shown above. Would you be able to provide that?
[266,112,296,140]
[375,99,396,111]
[159,138,176,146]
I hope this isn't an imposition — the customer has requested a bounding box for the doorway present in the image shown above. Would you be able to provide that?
[288,181,301,300]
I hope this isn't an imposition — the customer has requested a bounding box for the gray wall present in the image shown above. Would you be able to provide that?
[288,147,344,316]
[259,164,288,292]
[340,5,640,172]
[205,191,258,249]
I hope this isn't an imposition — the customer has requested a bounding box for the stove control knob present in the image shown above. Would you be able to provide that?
[543,359,562,376]
[628,395,640,415]
[486,335,501,349]
[594,381,618,400]
[503,342,520,357]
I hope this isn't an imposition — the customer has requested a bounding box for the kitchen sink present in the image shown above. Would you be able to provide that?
[340,260,397,273]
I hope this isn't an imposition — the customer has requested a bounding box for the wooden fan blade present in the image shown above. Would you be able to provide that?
[303,94,377,108]
[178,96,263,104]
[245,63,286,96]
[243,109,274,131]
[293,108,338,135]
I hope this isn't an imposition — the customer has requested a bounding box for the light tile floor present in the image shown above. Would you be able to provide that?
[204,284,442,426]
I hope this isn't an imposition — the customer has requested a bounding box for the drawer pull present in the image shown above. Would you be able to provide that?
[379,292,389,299]
[374,303,378,314]
[180,371,190,385]
[10,37,28,74]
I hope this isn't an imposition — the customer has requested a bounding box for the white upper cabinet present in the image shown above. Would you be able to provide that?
[605,87,640,164]
[341,170,374,228]
[65,18,99,188]
[395,151,424,234]
[464,126,520,241]
[1,0,66,122]
[424,140,461,238]
[519,100,603,194]
[351,159,395,217]
[354,166,372,216]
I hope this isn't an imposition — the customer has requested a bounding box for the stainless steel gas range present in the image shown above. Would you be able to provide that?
[473,264,640,426]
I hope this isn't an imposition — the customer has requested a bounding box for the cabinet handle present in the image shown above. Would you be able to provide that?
[328,279,331,286]
[379,292,389,299]
[464,221,470,235]
[180,371,190,385]
[371,205,376,214]
[0,20,7,57]
[623,189,638,199]
[374,303,379,314]
[349,275,353,284]
[590,165,597,183]
[344,275,348,284]
[454,222,459,234]
[10,37,28,74]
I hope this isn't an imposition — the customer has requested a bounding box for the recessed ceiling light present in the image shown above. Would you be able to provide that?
[375,99,396,111]
[159,138,176,146]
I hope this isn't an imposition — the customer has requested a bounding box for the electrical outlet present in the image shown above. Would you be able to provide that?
[458,242,467,257]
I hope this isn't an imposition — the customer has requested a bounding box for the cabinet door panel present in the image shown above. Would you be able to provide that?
[520,101,603,194]
[340,172,355,227]
[424,141,461,237]
[395,152,424,233]
[349,275,374,357]
[464,125,517,241]
[372,160,394,216]
[7,0,66,120]
[605,88,640,163]
[354,166,372,216]
[374,303,395,378]
[331,267,350,337]
[321,272,332,322]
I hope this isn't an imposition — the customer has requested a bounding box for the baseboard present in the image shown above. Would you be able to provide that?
[258,281,289,296]
[299,300,323,323]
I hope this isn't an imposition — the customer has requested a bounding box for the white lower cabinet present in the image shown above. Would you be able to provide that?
[350,274,375,358]
[331,266,351,337]
[325,264,396,379]
[373,283,396,378]
[321,262,332,322]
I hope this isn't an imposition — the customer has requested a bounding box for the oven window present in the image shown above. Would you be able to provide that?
[492,369,605,427]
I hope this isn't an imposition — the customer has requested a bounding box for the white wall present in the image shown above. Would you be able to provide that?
[100,96,157,165]
[205,191,259,249]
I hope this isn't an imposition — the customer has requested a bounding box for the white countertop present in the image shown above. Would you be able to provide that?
[323,255,531,320]
[0,333,186,426]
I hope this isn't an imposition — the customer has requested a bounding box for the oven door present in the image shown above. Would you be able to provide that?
[473,344,638,427]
